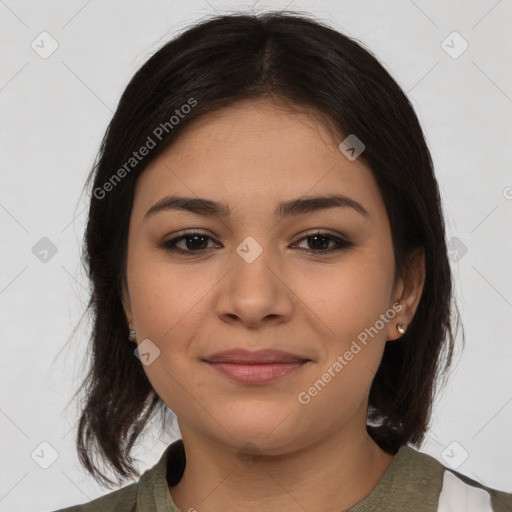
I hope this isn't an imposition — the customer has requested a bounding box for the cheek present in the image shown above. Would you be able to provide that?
[299,256,394,340]
[294,269,392,428]
[295,257,393,400]
[125,257,213,413]
[127,250,218,342]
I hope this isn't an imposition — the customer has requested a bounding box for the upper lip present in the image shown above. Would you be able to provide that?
[204,349,310,364]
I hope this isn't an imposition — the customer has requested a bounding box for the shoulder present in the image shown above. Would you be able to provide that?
[348,444,512,511]
[439,466,512,512]
[51,482,137,512]
[402,445,512,512]
[51,439,185,512]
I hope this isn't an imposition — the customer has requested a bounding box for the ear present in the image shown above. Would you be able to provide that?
[386,247,425,341]
[121,278,133,326]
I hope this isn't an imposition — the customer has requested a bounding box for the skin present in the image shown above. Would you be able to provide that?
[122,98,425,512]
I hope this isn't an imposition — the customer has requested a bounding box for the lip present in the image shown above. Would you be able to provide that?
[203,349,310,384]
[204,348,309,364]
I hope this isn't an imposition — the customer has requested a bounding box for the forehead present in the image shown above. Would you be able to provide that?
[132,99,384,221]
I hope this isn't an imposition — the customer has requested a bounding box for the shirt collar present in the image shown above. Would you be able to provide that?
[136,438,185,511]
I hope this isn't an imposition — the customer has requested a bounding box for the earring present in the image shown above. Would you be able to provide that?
[396,322,406,335]
[128,323,137,342]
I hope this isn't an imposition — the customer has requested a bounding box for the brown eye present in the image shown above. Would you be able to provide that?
[162,231,218,254]
[293,231,353,254]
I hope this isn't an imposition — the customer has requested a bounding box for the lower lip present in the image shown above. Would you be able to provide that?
[206,361,308,384]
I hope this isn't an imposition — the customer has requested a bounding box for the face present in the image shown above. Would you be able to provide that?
[122,98,422,455]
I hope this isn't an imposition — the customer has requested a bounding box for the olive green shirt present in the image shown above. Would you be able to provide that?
[54,439,512,511]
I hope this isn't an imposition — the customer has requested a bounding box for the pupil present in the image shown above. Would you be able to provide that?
[309,235,328,250]
[187,235,208,250]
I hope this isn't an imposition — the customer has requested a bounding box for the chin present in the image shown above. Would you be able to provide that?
[209,411,307,455]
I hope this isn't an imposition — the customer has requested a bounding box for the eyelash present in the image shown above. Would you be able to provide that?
[161,229,353,256]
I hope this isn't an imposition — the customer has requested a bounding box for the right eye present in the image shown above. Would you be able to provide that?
[161,230,219,255]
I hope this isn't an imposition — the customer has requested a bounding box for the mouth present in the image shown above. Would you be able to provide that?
[203,349,311,384]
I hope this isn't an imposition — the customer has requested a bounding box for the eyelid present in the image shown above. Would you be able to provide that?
[164,228,348,241]
[295,228,345,240]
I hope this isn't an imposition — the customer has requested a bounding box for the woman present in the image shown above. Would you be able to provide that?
[54,11,512,511]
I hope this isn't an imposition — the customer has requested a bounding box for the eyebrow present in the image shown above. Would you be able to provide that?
[143,194,370,221]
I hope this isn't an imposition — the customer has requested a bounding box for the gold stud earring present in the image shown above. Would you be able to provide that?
[396,322,406,335]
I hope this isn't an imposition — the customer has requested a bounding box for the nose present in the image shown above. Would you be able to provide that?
[214,245,294,329]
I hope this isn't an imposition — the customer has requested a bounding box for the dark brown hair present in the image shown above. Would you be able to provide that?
[70,10,462,487]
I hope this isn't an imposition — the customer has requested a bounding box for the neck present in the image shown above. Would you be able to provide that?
[169,424,395,512]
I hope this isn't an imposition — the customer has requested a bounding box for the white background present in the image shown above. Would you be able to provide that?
[1,0,511,510]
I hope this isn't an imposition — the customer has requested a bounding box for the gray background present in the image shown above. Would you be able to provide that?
[0,0,511,510]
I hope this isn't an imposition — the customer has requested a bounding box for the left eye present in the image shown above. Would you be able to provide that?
[295,231,353,253]
[161,230,353,255]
